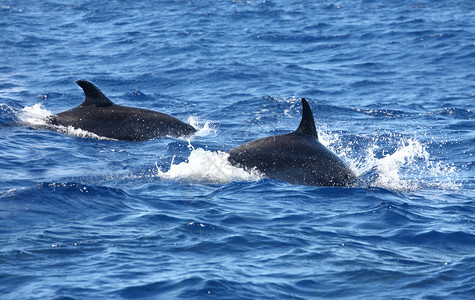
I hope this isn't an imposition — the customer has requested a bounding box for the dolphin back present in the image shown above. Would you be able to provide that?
[46,80,196,141]
[228,133,356,186]
[228,98,356,187]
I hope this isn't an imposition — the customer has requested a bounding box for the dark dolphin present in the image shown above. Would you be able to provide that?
[47,80,196,141]
[228,99,356,186]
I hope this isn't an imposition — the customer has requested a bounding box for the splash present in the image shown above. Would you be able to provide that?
[188,116,217,137]
[59,125,112,140]
[363,138,430,191]
[156,142,263,184]
[324,131,460,192]
[156,130,459,192]
[17,104,210,141]
[17,104,51,126]
[17,105,460,192]
[17,104,114,140]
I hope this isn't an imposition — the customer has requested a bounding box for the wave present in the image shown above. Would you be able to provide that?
[15,104,110,140]
[321,130,460,192]
[187,115,217,138]
[0,182,134,225]
[155,142,263,184]
[13,103,461,193]
[156,130,460,193]
[15,104,214,141]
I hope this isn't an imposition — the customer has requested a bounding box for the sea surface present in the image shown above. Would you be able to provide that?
[1,0,474,299]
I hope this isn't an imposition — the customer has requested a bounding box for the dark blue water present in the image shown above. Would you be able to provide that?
[1,1,474,298]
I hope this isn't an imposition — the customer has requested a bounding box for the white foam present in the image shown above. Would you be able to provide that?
[18,104,114,140]
[322,131,460,192]
[317,125,338,148]
[188,115,217,137]
[156,143,263,184]
[17,105,460,192]
[17,104,51,126]
[369,138,430,191]
[18,105,216,141]
[156,130,459,192]
[59,125,113,140]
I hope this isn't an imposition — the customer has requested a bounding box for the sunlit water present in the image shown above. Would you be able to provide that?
[1,1,474,299]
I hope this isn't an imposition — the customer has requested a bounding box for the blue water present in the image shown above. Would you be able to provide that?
[1,0,474,298]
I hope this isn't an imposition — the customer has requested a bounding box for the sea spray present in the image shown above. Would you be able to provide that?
[156,130,459,192]
[188,116,217,137]
[156,147,263,184]
[17,105,460,192]
[17,104,51,126]
[321,129,460,192]
[17,104,112,140]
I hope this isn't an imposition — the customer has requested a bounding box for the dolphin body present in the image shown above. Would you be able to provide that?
[47,80,196,141]
[228,99,356,186]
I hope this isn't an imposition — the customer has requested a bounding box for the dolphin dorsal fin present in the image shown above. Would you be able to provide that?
[294,98,318,138]
[76,80,114,107]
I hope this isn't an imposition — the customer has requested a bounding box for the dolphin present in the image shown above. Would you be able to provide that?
[46,80,196,141]
[228,99,356,186]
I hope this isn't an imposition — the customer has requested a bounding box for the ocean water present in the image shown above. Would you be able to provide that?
[1,0,474,298]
